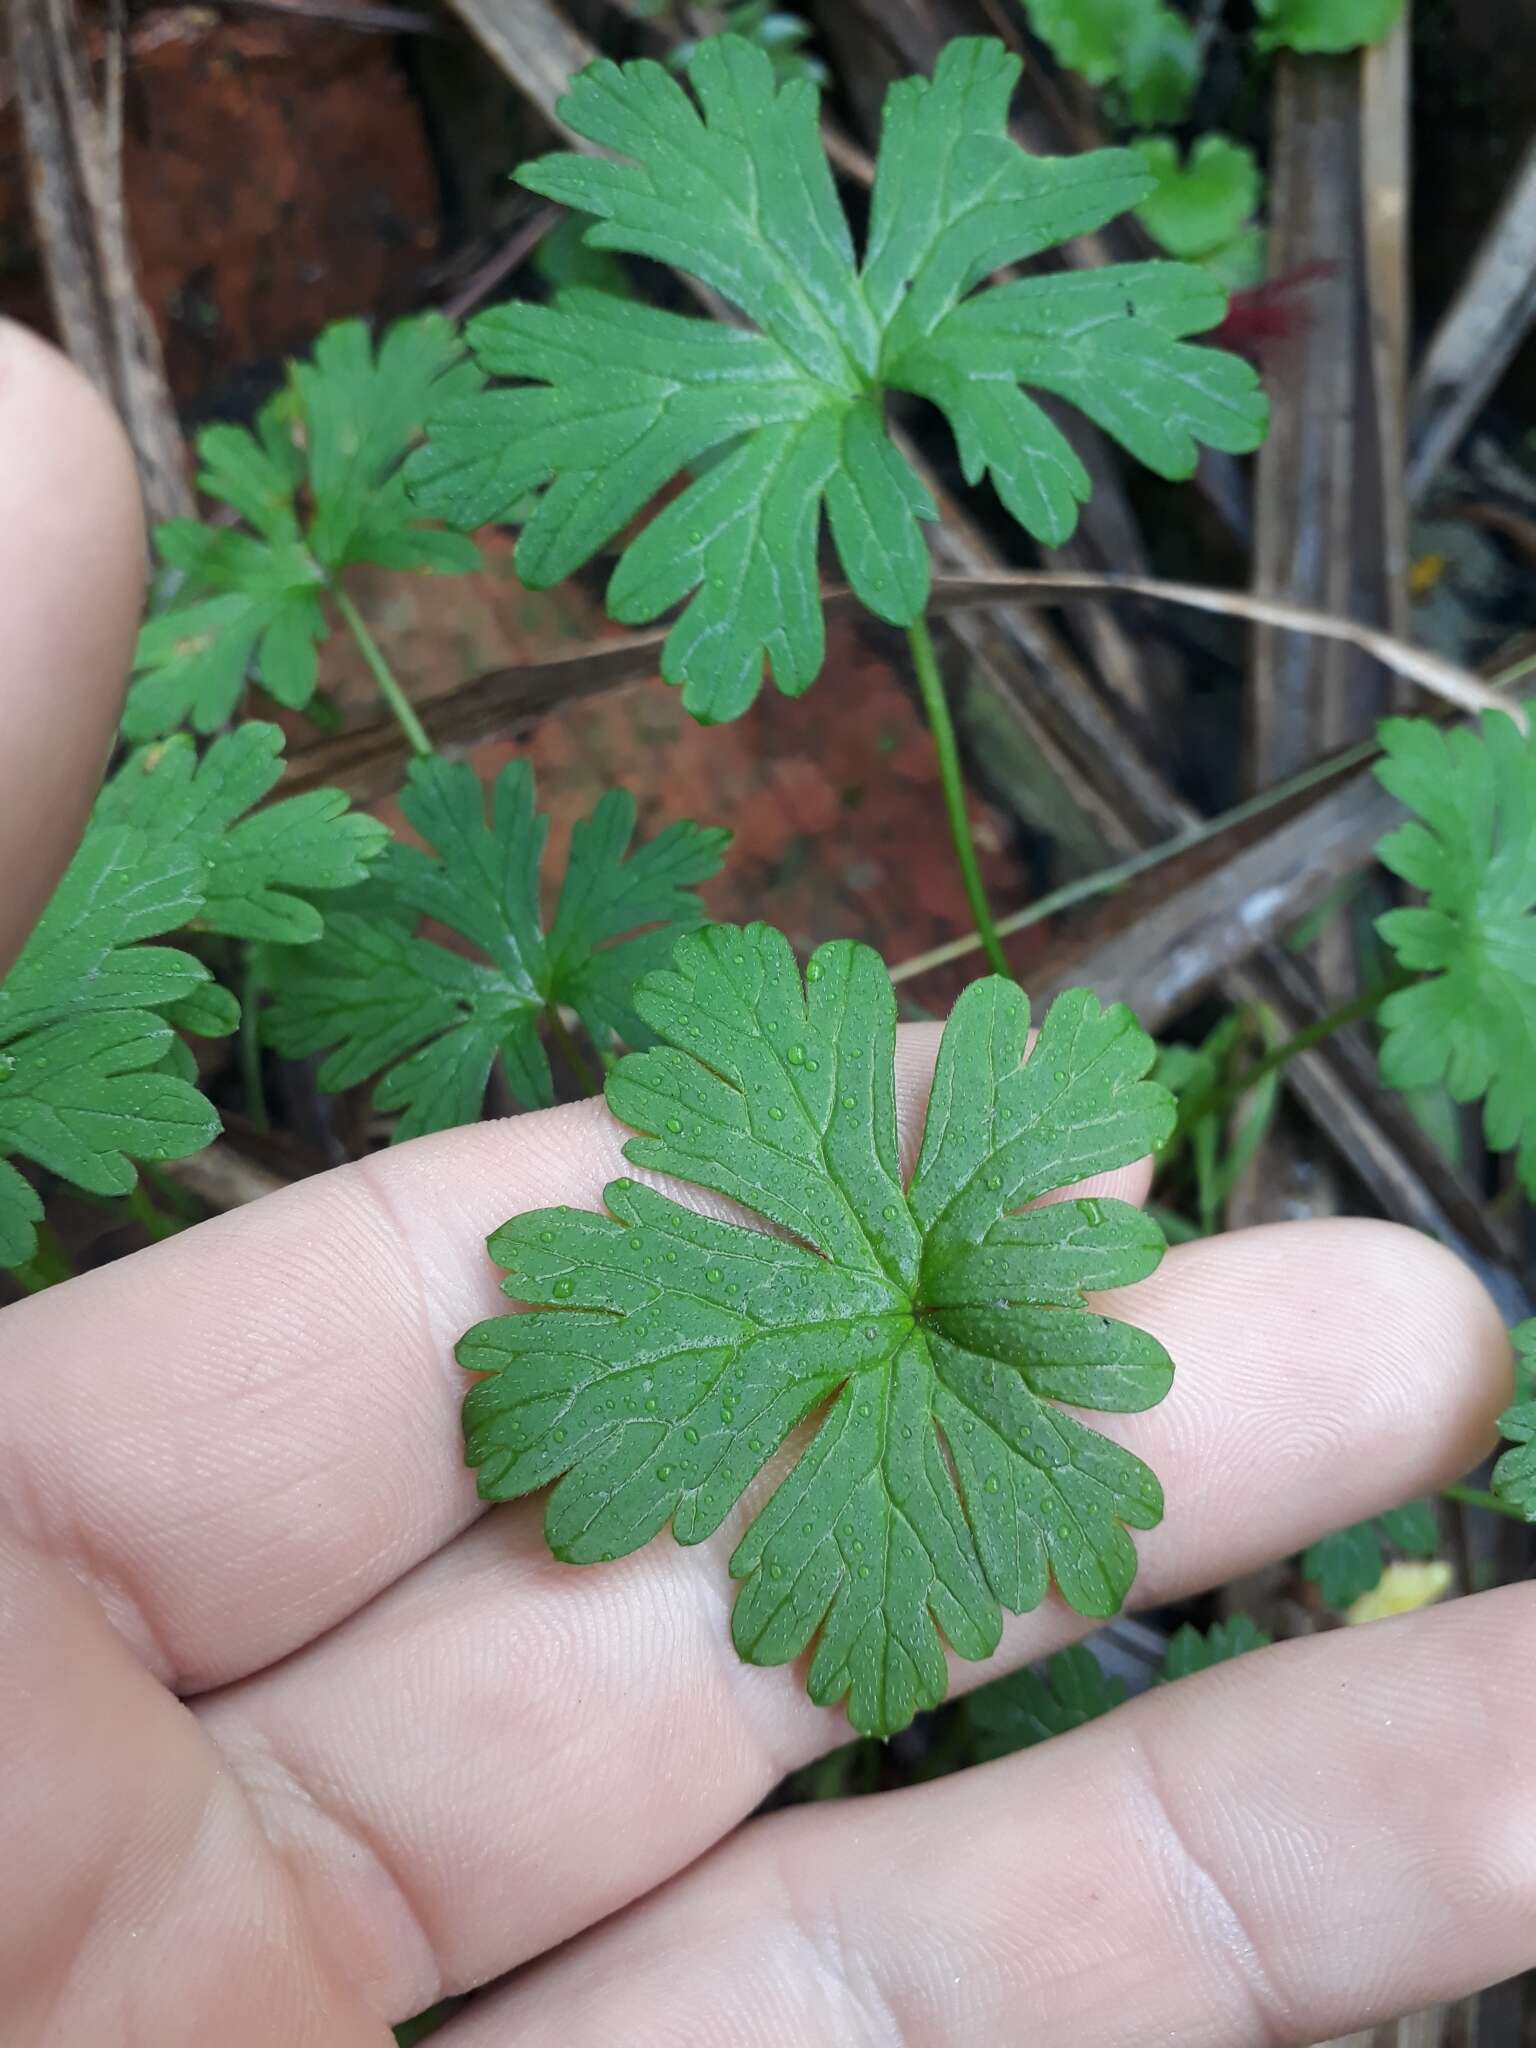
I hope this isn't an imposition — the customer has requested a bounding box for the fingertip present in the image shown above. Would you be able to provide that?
[0,319,150,973]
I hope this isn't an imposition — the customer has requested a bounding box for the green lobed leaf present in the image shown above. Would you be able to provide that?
[1132,135,1263,263]
[1016,0,1148,83]
[966,1643,1127,1758]
[459,922,1176,1736]
[1017,0,1197,124]
[408,34,1266,721]
[1302,1501,1438,1609]
[1373,712,1536,1197]
[125,315,482,739]
[0,825,225,1264]
[1491,1323,1536,1518]
[1154,1614,1272,1683]
[97,723,390,944]
[1255,0,1404,54]
[1115,8,1200,126]
[264,756,728,1137]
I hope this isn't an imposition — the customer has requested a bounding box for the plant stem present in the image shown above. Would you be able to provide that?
[241,947,270,1132]
[544,1003,602,1098]
[334,585,434,759]
[889,733,1381,987]
[1441,1482,1527,1522]
[905,613,1012,980]
[1174,967,1417,1141]
[11,1222,72,1293]
[127,1183,189,1243]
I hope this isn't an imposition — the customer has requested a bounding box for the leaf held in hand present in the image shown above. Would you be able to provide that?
[408,35,1266,720]
[459,923,1175,1737]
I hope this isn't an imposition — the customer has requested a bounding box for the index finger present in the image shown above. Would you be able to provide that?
[0,321,145,975]
[0,1030,1150,1690]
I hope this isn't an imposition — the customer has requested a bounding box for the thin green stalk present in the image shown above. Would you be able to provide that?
[334,585,434,759]
[126,1183,189,1243]
[545,1003,602,1098]
[890,734,1380,987]
[241,947,270,1133]
[887,638,1536,992]
[1174,967,1417,1143]
[905,613,1011,980]
[1440,1482,1527,1522]
[11,1222,72,1293]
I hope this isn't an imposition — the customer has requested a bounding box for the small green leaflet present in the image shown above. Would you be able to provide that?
[967,1644,1127,1758]
[1153,1613,1271,1682]
[1254,0,1404,54]
[967,1613,1269,1759]
[1132,135,1263,265]
[126,315,482,739]
[408,35,1266,723]
[264,756,728,1138]
[97,723,390,944]
[459,922,1175,1737]
[0,829,220,1265]
[1016,0,1199,125]
[1301,1502,1438,1610]
[1373,712,1536,1198]
[671,4,827,87]
[1492,1323,1536,1519]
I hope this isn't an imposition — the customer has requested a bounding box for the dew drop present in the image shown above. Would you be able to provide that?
[552,1277,575,1299]
[857,1564,871,1580]
[986,1173,1002,1191]
[657,1465,672,1481]
[768,1105,786,1123]
[684,1426,700,1444]
[613,1176,632,1192]
[805,959,823,983]
[644,1397,658,1413]
[841,1093,856,1110]
[881,1203,898,1220]
[538,1229,554,1245]
[706,1266,723,1283]
[552,1428,567,1443]
[801,1520,814,1536]
[862,1326,878,1343]
[1054,1069,1068,1084]
[749,1438,764,1454]
[901,1424,913,1439]
[858,1401,872,1418]
[786,1043,806,1067]
[851,1538,865,1555]
[984,1474,1001,1495]
[665,1116,683,1134]
[770,1563,784,1579]
[1076,1197,1103,1224]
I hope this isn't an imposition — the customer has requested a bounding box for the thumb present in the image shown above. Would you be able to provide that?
[0,318,148,978]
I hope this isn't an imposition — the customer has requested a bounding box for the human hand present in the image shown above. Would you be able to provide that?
[0,321,1528,2048]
